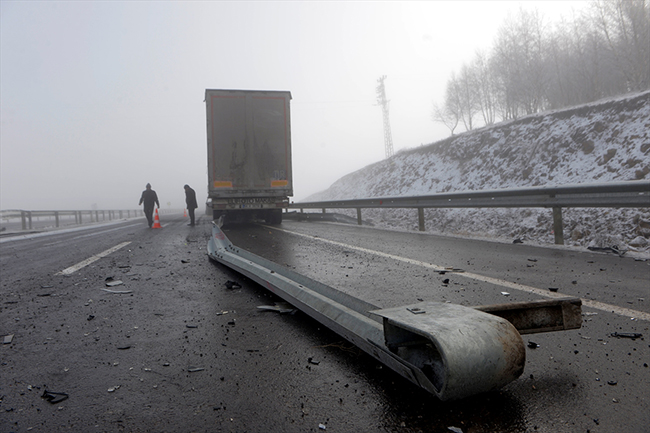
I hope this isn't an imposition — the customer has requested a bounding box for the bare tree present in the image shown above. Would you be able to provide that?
[432,73,462,135]
[432,0,649,133]
[472,50,497,125]
[591,0,650,92]
[432,102,459,135]
[457,63,478,131]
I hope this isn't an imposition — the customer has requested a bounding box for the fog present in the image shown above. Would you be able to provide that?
[0,1,588,211]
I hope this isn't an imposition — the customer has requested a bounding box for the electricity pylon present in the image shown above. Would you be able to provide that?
[376,75,394,159]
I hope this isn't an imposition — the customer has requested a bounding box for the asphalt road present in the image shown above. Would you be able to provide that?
[1,215,648,433]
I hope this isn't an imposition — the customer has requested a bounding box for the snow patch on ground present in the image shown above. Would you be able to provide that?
[304,91,650,255]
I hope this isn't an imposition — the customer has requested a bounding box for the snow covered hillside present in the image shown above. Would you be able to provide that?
[304,91,650,253]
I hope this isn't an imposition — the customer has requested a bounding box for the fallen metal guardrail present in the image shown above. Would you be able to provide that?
[207,221,582,400]
[288,180,650,244]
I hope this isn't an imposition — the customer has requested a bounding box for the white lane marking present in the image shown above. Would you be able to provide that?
[41,224,141,246]
[72,224,141,239]
[270,226,650,322]
[55,242,131,275]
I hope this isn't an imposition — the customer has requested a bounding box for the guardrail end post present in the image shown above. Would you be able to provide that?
[356,208,362,225]
[553,206,564,245]
[418,208,425,231]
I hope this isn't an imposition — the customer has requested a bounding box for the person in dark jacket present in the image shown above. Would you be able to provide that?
[138,183,160,228]
[184,184,198,226]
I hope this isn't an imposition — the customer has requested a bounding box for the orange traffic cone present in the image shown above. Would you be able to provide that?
[152,209,162,229]
[183,208,187,217]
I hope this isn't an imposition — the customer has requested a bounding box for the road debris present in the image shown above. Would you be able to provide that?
[41,390,68,404]
[437,268,464,275]
[608,380,618,385]
[3,334,14,344]
[527,341,540,349]
[549,287,559,292]
[101,288,133,294]
[501,292,510,296]
[587,245,627,256]
[308,357,320,365]
[225,280,241,290]
[513,238,523,244]
[448,427,463,433]
[117,345,131,350]
[257,302,297,314]
[611,332,643,339]
[181,259,190,264]
[105,277,124,287]
[187,367,205,372]
[186,324,198,328]
[87,315,95,321]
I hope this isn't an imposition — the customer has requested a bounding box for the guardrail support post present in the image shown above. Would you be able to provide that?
[28,211,32,230]
[356,208,362,225]
[553,206,564,245]
[418,208,425,231]
[55,211,60,228]
[322,208,326,214]
[21,211,27,230]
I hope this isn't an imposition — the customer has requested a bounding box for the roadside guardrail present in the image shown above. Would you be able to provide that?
[288,180,650,244]
[0,209,170,232]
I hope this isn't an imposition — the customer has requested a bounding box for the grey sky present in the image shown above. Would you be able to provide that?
[1,1,588,210]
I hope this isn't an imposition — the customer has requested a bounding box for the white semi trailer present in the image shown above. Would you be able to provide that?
[205,89,293,224]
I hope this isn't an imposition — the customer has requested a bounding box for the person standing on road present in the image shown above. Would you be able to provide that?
[139,183,160,228]
[184,184,198,226]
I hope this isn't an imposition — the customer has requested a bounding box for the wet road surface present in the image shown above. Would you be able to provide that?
[1,216,648,432]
